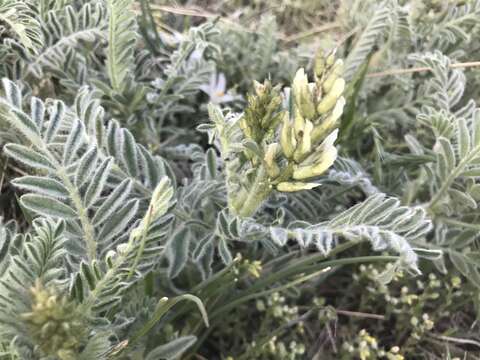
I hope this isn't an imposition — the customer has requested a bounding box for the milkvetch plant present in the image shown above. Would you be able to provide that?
[0,0,479,359]
[207,51,345,217]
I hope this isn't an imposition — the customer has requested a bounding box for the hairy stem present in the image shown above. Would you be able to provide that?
[49,159,98,261]
[429,146,480,210]
[235,166,271,217]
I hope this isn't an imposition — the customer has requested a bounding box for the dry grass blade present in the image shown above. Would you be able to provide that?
[367,61,480,78]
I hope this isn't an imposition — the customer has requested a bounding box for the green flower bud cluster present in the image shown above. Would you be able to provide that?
[263,337,305,360]
[243,259,263,278]
[349,264,473,358]
[21,281,86,360]
[342,329,405,360]
[251,291,305,360]
[410,313,434,339]
[239,80,284,145]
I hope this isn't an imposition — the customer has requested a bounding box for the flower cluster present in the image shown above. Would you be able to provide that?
[341,329,404,360]
[253,292,306,359]
[20,281,86,360]
[221,50,346,217]
[240,80,284,145]
[269,51,345,192]
[343,265,472,358]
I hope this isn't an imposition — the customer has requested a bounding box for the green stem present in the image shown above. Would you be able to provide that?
[56,166,97,260]
[429,146,480,210]
[110,295,208,358]
[128,208,154,278]
[245,241,357,296]
[437,216,480,231]
[107,0,119,91]
[236,167,271,217]
[128,294,208,346]
[209,268,331,319]
[192,255,242,293]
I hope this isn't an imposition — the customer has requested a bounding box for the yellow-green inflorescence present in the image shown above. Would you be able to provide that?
[20,281,87,360]
[231,50,346,217]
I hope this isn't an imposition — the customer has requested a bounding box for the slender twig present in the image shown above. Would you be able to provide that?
[146,3,339,42]
[429,334,480,348]
[0,157,8,190]
[148,4,254,34]
[336,309,385,320]
[148,4,216,18]
[367,61,480,78]
[280,23,340,43]
[437,216,480,231]
[336,26,359,47]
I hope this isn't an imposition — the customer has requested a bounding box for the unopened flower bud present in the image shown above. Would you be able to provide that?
[264,143,280,178]
[253,80,266,96]
[277,181,320,192]
[294,109,306,134]
[293,120,313,163]
[239,117,253,139]
[323,59,344,93]
[312,97,345,142]
[293,129,338,179]
[317,78,345,114]
[326,49,337,66]
[314,50,326,77]
[292,68,316,119]
[280,113,296,158]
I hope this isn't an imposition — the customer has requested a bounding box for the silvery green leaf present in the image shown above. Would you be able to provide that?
[11,108,40,137]
[80,261,100,290]
[12,176,69,199]
[63,119,85,165]
[97,199,139,242]
[21,194,77,219]
[121,129,138,177]
[44,101,65,143]
[457,118,470,158]
[473,109,480,146]
[192,234,212,261]
[206,147,217,178]
[4,144,54,171]
[146,336,197,360]
[1,78,21,108]
[449,251,469,276]
[242,139,263,158]
[217,236,232,265]
[30,97,45,130]
[92,179,132,226]
[138,145,161,189]
[448,188,477,209]
[437,137,455,176]
[75,146,98,187]
[78,333,111,360]
[84,157,113,208]
[413,248,443,260]
[270,226,288,246]
[167,228,190,278]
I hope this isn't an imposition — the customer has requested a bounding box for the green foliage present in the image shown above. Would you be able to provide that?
[0,0,42,53]
[270,194,432,273]
[343,3,391,81]
[106,0,136,92]
[0,0,480,359]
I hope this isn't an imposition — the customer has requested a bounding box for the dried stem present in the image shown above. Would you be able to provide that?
[428,334,480,348]
[336,309,386,320]
[367,61,480,78]
[280,23,340,43]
